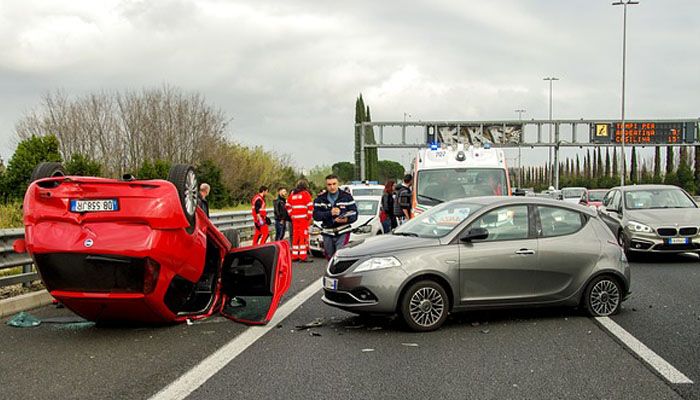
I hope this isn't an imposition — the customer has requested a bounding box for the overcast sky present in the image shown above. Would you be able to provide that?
[1,0,698,172]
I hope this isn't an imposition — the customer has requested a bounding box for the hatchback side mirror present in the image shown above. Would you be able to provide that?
[461,227,489,242]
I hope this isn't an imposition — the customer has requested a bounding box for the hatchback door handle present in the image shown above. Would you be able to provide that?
[515,249,535,255]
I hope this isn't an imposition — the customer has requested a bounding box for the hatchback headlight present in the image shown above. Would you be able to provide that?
[627,220,652,233]
[354,225,372,234]
[354,256,401,272]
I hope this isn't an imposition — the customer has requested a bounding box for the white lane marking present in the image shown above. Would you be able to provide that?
[150,278,323,400]
[595,316,693,384]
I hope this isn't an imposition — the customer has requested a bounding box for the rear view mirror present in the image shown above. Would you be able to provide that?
[461,227,489,242]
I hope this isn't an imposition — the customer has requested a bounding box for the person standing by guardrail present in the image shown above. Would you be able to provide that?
[251,186,270,245]
[286,180,313,262]
[313,174,358,260]
[273,187,289,241]
[198,183,211,218]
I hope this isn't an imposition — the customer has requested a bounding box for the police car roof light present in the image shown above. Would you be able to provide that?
[483,143,492,149]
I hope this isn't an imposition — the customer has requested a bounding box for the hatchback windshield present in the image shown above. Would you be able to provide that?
[588,190,606,202]
[394,201,484,238]
[356,199,379,216]
[624,188,696,210]
[416,168,507,206]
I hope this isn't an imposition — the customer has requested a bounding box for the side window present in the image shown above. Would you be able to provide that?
[602,191,613,207]
[538,206,584,237]
[469,205,529,242]
[610,190,621,210]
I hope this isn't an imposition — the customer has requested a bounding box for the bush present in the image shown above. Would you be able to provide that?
[0,202,23,228]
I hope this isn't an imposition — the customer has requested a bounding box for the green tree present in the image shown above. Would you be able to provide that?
[331,162,355,183]
[307,165,332,192]
[665,146,674,176]
[65,153,102,177]
[137,160,171,180]
[354,95,378,180]
[612,147,618,180]
[629,147,638,184]
[653,147,662,183]
[676,147,694,193]
[695,146,700,194]
[377,160,405,183]
[2,135,62,201]
[196,159,231,208]
[604,149,610,177]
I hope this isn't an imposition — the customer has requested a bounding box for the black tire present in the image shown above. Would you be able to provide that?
[167,164,198,234]
[30,162,65,183]
[221,228,241,249]
[399,280,449,332]
[617,230,636,262]
[583,275,622,317]
[311,250,325,258]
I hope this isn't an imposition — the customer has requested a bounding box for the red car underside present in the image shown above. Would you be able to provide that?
[20,176,291,324]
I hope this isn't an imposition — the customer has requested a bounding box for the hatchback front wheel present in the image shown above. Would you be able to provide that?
[400,280,449,332]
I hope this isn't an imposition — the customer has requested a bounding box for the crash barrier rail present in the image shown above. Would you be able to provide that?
[0,208,274,290]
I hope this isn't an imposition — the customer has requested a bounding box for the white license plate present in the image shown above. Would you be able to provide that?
[323,277,338,291]
[70,199,119,213]
[668,237,688,245]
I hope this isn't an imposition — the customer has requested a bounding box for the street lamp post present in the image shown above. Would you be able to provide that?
[543,77,559,188]
[515,109,526,188]
[613,0,639,187]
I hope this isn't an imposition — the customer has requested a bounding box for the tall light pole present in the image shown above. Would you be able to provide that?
[613,0,639,186]
[515,109,526,188]
[543,77,559,188]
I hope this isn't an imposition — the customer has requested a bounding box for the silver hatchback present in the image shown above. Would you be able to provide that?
[322,197,631,331]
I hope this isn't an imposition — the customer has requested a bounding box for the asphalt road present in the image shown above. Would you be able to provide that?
[1,253,698,400]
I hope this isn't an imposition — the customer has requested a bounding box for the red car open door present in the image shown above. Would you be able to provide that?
[219,241,292,325]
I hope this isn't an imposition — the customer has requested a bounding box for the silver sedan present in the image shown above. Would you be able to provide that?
[322,197,631,331]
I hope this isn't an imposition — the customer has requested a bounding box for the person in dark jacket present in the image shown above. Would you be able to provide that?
[313,175,358,259]
[380,179,396,233]
[198,183,210,218]
[393,174,413,224]
[273,187,289,241]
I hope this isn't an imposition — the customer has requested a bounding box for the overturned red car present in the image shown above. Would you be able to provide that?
[14,162,291,325]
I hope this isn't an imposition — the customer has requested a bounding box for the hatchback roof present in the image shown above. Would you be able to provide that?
[445,196,597,217]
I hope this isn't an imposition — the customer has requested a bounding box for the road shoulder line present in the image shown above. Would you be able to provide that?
[595,316,693,385]
[149,277,323,400]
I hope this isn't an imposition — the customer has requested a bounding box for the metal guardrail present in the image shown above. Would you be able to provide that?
[0,209,273,290]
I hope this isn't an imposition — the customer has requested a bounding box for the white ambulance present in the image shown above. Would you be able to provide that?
[411,143,511,216]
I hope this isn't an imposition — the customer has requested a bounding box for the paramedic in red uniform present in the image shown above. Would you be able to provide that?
[285,179,314,262]
[251,186,270,245]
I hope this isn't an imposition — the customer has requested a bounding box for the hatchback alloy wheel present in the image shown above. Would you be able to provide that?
[584,276,621,317]
[400,280,449,331]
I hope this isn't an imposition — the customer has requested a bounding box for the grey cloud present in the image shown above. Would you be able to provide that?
[0,0,698,170]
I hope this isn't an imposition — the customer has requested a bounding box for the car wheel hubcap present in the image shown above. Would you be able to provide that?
[184,170,197,217]
[409,287,444,327]
[590,280,620,316]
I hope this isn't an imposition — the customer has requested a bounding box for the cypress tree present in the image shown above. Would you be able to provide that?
[665,146,674,176]
[677,146,693,192]
[629,146,637,184]
[653,146,662,183]
[612,147,618,179]
[364,105,379,181]
[575,155,581,177]
[695,146,700,194]
[354,95,364,179]
[604,148,611,177]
